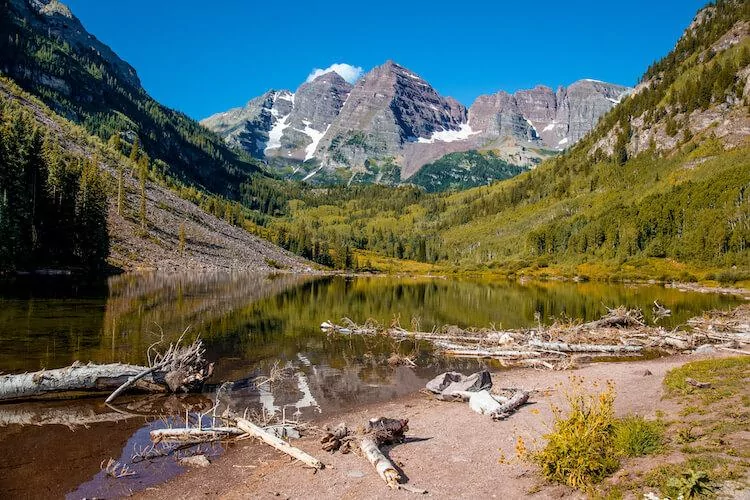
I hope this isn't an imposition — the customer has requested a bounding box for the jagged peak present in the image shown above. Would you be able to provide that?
[30,0,74,19]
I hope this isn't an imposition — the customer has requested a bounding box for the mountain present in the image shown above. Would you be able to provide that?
[0,76,312,273]
[203,61,630,188]
[0,0,263,199]
[256,0,749,277]
[202,72,353,165]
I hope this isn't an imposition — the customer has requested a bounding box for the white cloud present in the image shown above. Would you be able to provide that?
[306,63,364,84]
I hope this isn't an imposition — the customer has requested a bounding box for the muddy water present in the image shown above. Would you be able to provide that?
[0,273,743,498]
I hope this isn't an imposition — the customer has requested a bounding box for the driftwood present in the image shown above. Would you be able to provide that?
[527,340,642,354]
[0,337,212,403]
[323,303,750,369]
[321,417,423,492]
[426,371,530,421]
[150,427,245,444]
[489,390,530,420]
[234,416,324,469]
[0,362,168,403]
[106,336,212,404]
[685,377,712,389]
[360,418,408,489]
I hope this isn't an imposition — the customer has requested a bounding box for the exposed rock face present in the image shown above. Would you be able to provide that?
[314,61,467,168]
[201,73,352,162]
[7,0,141,89]
[203,60,630,184]
[469,80,631,150]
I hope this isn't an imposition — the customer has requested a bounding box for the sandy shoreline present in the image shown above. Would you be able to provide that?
[135,353,733,499]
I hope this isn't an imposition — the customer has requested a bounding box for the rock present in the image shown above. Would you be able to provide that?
[693,345,717,355]
[10,0,140,88]
[425,370,492,396]
[179,454,211,468]
[641,369,653,376]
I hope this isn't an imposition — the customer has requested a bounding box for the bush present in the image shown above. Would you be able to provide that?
[532,380,620,489]
[613,416,664,457]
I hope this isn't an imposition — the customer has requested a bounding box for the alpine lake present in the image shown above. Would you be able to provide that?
[0,272,743,498]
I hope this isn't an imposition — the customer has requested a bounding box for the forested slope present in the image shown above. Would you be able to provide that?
[257,0,750,279]
[0,77,312,273]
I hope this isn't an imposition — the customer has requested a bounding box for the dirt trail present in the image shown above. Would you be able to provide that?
[137,354,720,500]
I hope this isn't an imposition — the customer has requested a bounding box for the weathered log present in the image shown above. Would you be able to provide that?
[360,434,400,489]
[527,340,642,354]
[106,337,212,404]
[150,427,245,444]
[361,418,409,490]
[234,417,324,469]
[467,390,505,415]
[0,362,168,402]
[490,390,530,420]
[442,348,543,358]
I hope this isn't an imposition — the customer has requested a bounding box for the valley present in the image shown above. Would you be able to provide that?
[0,1,748,498]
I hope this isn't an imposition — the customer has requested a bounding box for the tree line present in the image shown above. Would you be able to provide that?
[0,96,109,273]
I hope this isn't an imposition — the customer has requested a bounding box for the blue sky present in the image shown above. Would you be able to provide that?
[65,0,707,120]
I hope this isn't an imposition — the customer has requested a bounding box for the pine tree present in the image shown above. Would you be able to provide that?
[129,136,140,164]
[179,223,186,255]
[138,153,148,231]
[74,160,109,270]
[108,133,122,155]
[117,164,124,216]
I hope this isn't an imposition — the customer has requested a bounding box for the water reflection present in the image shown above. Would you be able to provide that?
[0,272,744,498]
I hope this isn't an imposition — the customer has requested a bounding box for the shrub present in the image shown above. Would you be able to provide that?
[667,469,713,499]
[532,380,620,490]
[613,416,664,457]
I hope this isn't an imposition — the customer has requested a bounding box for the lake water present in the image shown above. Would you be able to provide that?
[0,272,743,498]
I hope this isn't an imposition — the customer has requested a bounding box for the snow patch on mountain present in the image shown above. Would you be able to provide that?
[417,123,479,144]
[266,114,290,152]
[303,124,329,161]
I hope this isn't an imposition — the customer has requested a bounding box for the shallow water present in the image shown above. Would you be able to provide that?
[0,272,742,498]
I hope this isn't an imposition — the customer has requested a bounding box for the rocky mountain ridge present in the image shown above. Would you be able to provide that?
[203,62,631,184]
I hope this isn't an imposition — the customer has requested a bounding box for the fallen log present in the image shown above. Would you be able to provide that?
[441,348,544,358]
[0,336,213,403]
[106,336,212,404]
[150,427,245,444]
[0,362,168,403]
[466,390,529,420]
[490,390,530,420]
[234,417,324,469]
[361,417,409,490]
[685,377,711,389]
[527,340,642,354]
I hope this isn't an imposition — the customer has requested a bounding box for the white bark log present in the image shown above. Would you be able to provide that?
[527,340,642,353]
[441,348,542,358]
[491,390,530,420]
[0,362,166,402]
[360,434,400,489]
[234,417,324,469]
[150,427,245,444]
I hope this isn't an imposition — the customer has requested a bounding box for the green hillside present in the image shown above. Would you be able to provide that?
[257,0,750,280]
[409,150,529,193]
[0,0,263,200]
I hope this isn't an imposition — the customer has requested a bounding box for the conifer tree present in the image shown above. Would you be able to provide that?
[138,153,148,231]
[129,136,140,164]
